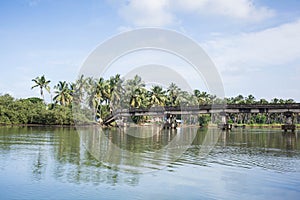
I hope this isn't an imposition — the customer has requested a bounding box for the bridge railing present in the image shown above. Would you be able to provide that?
[103,103,300,124]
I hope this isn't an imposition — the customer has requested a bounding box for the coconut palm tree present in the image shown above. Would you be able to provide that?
[53,81,72,106]
[245,94,256,104]
[193,89,202,105]
[285,99,295,104]
[177,90,196,106]
[271,98,279,104]
[258,98,269,104]
[149,85,167,106]
[126,75,145,90]
[108,74,124,110]
[128,87,148,108]
[94,77,109,105]
[72,75,87,104]
[193,90,211,105]
[234,94,245,104]
[93,77,111,118]
[167,83,180,106]
[124,75,147,108]
[31,75,51,103]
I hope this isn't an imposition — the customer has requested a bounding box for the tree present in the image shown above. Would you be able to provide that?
[245,94,256,104]
[108,74,124,110]
[258,98,269,104]
[31,75,51,103]
[193,90,211,105]
[53,81,72,106]
[149,85,167,106]
[72,75,87,104]
[94,77,109,118]
[285,99,295,104]
[233,94,245,104]
[167,83,180,106]
[124,75,147,108]
[271,98,279,104]
[130,88,147,108]
[178,90,197,106]
[94,77,108,106]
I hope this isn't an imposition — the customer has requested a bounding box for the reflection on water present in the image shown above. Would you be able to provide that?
[77,126,204,173]
[0,126,300,199]
[185,129,300,173]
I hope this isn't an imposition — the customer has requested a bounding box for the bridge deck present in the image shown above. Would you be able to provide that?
[103,103,300,125]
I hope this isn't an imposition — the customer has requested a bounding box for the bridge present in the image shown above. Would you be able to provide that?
[103,103,300,131]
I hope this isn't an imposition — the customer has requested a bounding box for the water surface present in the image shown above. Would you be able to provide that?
[0,126,299,199]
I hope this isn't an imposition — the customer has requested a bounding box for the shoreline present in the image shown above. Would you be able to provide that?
[0,123,98,128]
[0,123,299,130]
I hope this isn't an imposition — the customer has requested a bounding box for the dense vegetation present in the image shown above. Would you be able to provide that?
[0,95,73,125]
[0,74,298,126]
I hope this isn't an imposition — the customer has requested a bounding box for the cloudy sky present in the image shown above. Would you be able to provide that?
[1,0,300,101]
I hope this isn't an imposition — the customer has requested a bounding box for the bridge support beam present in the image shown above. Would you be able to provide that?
[163,113,177,129]
[282,112,296,132]
[218,112,232,131]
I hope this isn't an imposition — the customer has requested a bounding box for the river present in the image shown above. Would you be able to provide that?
[0,126,299,199]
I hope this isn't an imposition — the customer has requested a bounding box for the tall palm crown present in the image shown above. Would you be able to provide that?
[149,85,167,106]
[167,83,181,106]
[124,75,147,108]
[53,81,72,106]
[108,74,124,109]
[31,75,51,102]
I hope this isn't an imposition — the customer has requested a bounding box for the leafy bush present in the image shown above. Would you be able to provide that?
[0,94,75,125]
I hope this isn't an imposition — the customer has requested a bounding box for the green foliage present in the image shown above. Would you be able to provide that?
[198,114,210,126]
[53,81,73,106]
[2,73,299,126]
[0,94,75,125]
[31,75,51,102]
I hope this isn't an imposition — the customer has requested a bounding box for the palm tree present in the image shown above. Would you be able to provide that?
[258,98,269,104]
[53,81,72,106]
[279,99,285,104]
[271,98,279,104]
[72,75,87,104]
[94,77,110,117]
[194,90,211,105]
[245,94,256,104]
[177,90,196,106]
[108,74,124,110]
[234,94,245,104]
[149,85,167,106]
[124,75,147,108]
[285,99,295,104]
[167,83,180,106]
[130,87,147,108]
[31,75,51,103]
[194,89,203,105]
[126,75,145,90]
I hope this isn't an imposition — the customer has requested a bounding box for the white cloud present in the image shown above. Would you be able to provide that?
[117,26,133,32]
[202,19,300,100]
[118,0,174,27]
[118,0,275,27]
[204,19,300,72]
[174,0,274,22]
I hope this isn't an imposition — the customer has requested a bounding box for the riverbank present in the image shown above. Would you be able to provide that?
[208,123,300,129]
[0,122,99,128]
[1,122,300,130]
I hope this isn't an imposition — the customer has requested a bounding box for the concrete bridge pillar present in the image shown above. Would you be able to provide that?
[221,115,227,124]
[163,113,177,129]
[218,112,232,131]
[282,111,296,132]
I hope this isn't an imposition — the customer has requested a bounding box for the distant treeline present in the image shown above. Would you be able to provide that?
[0,74,297,125]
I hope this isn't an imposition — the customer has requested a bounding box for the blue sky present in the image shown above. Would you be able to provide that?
[1,0,300,101]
